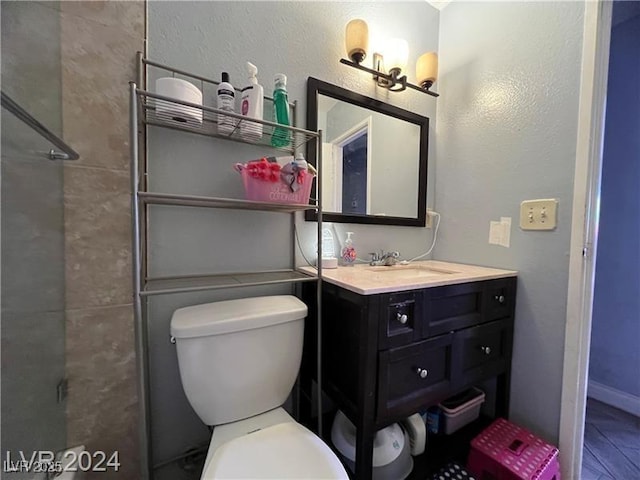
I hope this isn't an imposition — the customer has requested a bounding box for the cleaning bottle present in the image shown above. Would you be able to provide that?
[217,72,236,135]
[271,73,291,147]
[341,232,357,266]
[240,62,264,141]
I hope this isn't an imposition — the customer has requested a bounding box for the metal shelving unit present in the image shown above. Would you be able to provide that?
[130,54,323,478]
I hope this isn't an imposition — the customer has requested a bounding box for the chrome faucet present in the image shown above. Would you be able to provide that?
[369,250,401,266]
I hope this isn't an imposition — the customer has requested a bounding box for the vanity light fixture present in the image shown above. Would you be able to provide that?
[340,19,439,97]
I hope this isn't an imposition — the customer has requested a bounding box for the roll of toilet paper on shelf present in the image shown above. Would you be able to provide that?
[155,77,203,125]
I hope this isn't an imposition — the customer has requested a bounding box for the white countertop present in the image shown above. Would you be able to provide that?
[299,260,517,295]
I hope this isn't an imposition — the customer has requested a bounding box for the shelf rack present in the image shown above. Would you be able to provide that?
[130,53,324,478]
[139,89,318,153]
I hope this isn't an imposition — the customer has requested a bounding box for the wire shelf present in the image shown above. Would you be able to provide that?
[142,270,318,296]
[139,191,317,212]
[137,89,318,152]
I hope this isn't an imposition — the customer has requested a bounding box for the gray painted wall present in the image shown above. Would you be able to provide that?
[435,2,584,443]
[589,12,640,398]
[148,2,439,474]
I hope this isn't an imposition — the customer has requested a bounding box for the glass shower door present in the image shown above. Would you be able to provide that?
[1,104,67,476]
[1,2,70,476]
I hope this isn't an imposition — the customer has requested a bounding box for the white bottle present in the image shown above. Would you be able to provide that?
[217,72,236,135]
[240,62,264,141]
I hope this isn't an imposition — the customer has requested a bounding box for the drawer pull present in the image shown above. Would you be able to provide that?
[494,294,505,304]
[397,313,408,324]
[480,346,492,355]
[416,368,429,379]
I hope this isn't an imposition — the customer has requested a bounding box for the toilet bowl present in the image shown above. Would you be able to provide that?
[170,295,348,480]
[201,408,346,479]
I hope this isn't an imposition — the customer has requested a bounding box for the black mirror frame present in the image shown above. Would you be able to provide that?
[305,77,429,227]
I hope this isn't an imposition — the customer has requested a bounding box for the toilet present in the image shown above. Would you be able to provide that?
[170,295,349,479]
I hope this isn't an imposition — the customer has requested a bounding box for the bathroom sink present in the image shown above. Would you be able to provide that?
[299,260,518,295]
[366,265,457,278]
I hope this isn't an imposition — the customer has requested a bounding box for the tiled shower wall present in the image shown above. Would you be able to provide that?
[60,2,144,478]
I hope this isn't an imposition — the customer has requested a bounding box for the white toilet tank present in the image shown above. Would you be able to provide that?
[170,295,307,426]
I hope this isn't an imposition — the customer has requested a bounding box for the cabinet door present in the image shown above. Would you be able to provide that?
[453,318,513,389]
[378,291,422,349]
[377,333,454,421]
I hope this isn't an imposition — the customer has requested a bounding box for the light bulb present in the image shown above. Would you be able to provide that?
[385,38,409,74]
[345,19,369,64]
[416,52,438,89]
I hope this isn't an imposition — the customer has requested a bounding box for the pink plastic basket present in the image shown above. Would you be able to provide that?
[236,164,314,205]
[468,418,560,480]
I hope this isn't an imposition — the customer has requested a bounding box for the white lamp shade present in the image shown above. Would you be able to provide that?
[345,19,369,62]
[385,38,409,73]
[416,52,438,86]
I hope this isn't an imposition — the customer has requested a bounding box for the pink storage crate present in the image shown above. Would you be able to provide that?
[235,161,315,205]
[468,418,560,480]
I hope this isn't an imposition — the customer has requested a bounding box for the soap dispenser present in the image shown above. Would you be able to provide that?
[341,232,356,266]
[240,62,264,141]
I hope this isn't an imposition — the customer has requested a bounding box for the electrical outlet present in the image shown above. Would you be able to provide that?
[426,209,435,228]
[520,199,558,230]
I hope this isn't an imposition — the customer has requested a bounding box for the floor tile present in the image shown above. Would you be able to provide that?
[580,464,604,480]
[583,444,610,475]
[596,474,615,480]
[598,426,640,450]
[620,447,640,470]
[584,422,640,479]
[585,398,640,433]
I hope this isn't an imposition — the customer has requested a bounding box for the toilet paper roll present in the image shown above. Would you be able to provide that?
[155,77,203,125]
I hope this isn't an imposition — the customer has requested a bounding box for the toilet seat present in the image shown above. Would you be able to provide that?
[202,421,349,479]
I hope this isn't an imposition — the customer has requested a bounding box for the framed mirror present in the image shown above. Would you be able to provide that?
[305,77,429,227]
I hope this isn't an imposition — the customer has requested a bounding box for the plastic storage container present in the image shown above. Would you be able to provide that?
[234,162,314,205]
[467,418,560,480]
[438,387,485,435]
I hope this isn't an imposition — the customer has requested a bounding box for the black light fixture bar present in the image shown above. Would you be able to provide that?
[339,58,439,98]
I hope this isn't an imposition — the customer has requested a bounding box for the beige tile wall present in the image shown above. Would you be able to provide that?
[60,2,144,479]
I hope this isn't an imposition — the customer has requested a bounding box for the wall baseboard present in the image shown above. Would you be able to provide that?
[588,380,640,417]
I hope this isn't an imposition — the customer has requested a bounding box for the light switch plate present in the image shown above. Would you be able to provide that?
[520,199,558,230]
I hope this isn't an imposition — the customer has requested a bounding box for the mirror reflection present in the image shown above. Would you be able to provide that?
[306,78,429,227]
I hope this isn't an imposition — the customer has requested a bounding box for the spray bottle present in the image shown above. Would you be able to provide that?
[271,73,291,147]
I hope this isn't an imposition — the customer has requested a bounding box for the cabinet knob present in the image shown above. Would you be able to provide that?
[397,313,408,324]
[416,368,428,379]
[480,345,492,355]
[494,294,505,304]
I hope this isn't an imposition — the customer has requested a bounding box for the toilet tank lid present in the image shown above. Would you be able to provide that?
[170,295,307,339]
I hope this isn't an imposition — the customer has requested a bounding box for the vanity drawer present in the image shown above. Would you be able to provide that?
[378,292,422,349]
[377,333,454,420]
[454,318,513,389]
[423,282,484,337]
[484,278,516,321]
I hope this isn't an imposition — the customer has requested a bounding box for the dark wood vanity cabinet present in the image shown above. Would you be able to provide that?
[301,276,517,480]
